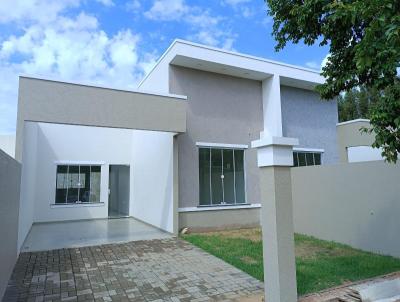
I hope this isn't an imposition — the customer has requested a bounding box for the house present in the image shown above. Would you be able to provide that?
[15,39,339,249]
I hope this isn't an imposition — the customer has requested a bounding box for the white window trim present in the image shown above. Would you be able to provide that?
[178,203,261,213]
[196,142,248,149]
[50,203,105,209]
[54,160,106,165]
[293,147,324,153]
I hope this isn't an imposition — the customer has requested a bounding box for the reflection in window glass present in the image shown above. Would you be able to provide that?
[198,147,246,206]
[90,166,101,203]
[298,152,307,166]
[314,153,322,165]
[293,151,322,167]
[55,165,101,204]
[306,153,314,166]
[211,149,223,205]
[234,150,245,204]
[199,148,211,205]
[223,149,235,204]
[67,166,79,203]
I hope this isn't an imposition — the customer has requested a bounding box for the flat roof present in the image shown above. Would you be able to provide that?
[139,39,324,90]
[20,75,188,100]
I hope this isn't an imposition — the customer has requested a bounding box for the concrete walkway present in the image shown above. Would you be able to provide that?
[4,238,263,302]
[21,218,172,252]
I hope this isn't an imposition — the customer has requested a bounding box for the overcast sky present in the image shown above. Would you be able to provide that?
[0,0,329,134]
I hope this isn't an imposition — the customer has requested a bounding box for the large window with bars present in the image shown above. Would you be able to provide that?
[199,147,246,206]
[55,165,101,204]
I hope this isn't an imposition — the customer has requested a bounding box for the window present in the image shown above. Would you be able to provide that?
[55,165,101,204]
[199,147,246,206]
[293,151,322,167]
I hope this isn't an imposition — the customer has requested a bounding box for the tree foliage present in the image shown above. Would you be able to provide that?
[266,0,400,162]
[338,86,379,122]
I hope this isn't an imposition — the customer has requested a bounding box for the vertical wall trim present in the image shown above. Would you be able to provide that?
[173,135,179,234]
[262,75,283,137]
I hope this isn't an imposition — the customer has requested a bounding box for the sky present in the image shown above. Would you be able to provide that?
[0,0,329,134]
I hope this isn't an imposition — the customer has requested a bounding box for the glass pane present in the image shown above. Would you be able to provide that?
[306,153,314,166]
[211,149,223,205]
[234,150,246,204]
[79,166,90,203]
[298,152,307,167]
[67,165,79,203]
[199,148,211,205]
[223,149,235,204]
[55,165,68,204]
[293,152,299,167]
[90,166,101,203]
[314,153,322,165]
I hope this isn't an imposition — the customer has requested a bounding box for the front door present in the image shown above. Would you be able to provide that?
[108,165,130,218]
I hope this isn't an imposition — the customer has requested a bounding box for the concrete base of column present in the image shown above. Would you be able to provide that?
[260,166,297,302]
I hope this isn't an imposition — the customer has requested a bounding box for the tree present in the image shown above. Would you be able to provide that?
[266,0,400,162]
[338,89,358,122]
[337,86,379,122]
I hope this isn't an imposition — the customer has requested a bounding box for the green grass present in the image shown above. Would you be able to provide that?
[182,229,400,296]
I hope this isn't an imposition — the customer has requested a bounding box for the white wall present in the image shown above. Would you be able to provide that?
[131,131,175,233]
[0,135,15,158]
[19,122,175,246]
[347,146,384,163]
[18,123,38,249]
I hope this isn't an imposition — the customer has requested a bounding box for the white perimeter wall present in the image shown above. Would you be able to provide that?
[292,161,400,258]
[18,122,175,249]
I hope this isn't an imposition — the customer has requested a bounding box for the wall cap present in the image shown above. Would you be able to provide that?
[337,119,370,126]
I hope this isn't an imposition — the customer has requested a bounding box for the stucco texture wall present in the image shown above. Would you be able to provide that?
[292,161,400,258]
[169,66,263,208]
[281,86,339,164]
[337,120,374,162]
[0,150,20,300]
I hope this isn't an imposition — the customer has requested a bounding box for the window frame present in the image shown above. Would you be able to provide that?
[197,143,248,207]
[52,161,104,206]
[292,148,324,167]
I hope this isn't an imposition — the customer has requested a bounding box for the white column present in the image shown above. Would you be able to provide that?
[262,74,282,137]
[251,136,298,302]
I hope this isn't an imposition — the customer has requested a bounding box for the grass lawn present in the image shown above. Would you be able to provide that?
[182,228,400,296]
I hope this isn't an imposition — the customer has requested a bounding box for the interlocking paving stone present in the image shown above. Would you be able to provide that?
[3,238,263,302]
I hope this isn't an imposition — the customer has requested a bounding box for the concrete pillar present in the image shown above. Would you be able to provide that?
[252,136,298,302]
[262,75,282,137]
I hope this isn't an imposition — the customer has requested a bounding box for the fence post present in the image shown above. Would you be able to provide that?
[251,136,298,302]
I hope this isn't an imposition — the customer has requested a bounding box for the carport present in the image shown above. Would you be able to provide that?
[15,76,187,252]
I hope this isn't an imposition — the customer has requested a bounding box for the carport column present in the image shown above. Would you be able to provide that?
[251,136,299,302]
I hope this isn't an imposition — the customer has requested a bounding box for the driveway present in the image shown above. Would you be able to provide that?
[3,238,263,302]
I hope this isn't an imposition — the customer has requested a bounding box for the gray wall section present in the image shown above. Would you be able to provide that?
[281,86,339,164]
[0,150,21,300]
[169,66,263,207]
[179,208,260,231]
[16,77,187,161]
[292,161,400,258]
